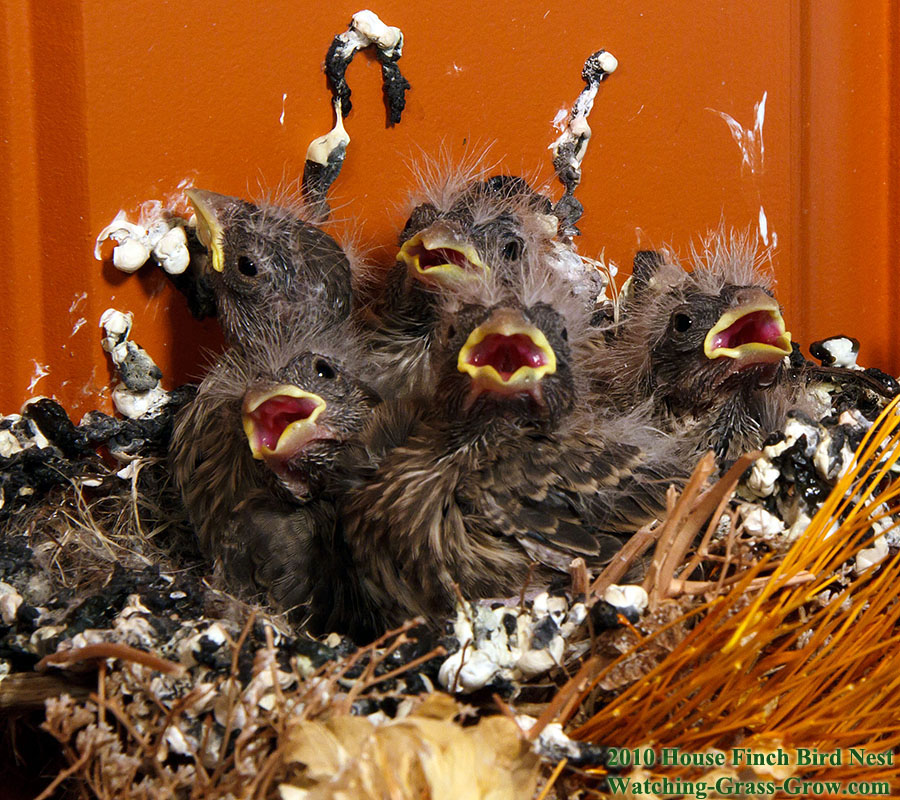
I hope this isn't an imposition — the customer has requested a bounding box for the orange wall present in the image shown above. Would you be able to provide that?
[1,1,897,416]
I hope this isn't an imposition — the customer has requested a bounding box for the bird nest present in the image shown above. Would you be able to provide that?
[1,388,899,799]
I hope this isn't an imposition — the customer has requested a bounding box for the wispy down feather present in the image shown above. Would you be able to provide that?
[593,228,812,463]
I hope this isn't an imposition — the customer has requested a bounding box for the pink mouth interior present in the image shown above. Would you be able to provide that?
[414,245,477,271]
[467,333,548,381]
[251,396,320,450]
[709,310,783,351]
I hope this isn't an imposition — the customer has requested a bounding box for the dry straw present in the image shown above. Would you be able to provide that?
[564,395,900,791]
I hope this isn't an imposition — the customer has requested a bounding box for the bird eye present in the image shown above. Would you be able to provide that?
[502,237,524,261]
[315,359,336,379]
[237,256,258,277]
[673,313,692,333]
[561,327,568,341]
[447,324,457,339]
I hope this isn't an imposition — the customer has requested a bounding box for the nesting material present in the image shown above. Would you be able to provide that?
[5,494,450,797]
[279,693,540,799]
[99,310,169,420]
[0,581,24,624]
[304,10,410,216]
[438,593,589,693]
[736,373,894,554]
[95,208,190,275]
[3,387,900,797]
[0,403,95,520]
[564,396,900,795]
[36,623,450,799]
[518,719,611,767]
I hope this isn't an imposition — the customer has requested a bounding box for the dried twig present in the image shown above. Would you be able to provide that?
[37,642,184,676]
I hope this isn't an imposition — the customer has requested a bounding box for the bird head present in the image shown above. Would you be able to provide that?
[619,236,793,414]
[240,348,379,498]
[436,299,577,429]
[186,189,353,342]
[396,175,558,292]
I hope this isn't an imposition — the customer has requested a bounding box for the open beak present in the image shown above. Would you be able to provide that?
[457,309,556,402]
[397,222,488,285]
[242,386,327,461]
[186,188,232,274]
[704,299,792,365]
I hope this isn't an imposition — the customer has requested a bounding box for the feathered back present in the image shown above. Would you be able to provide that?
[252,180,376,301]
[170,358,264,554]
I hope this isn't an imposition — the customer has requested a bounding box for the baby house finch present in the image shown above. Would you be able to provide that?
[367,172,598,394]
[593,233,801,464]
[170,325,381,639]
[186,189,355,345]
[344,257,684,629]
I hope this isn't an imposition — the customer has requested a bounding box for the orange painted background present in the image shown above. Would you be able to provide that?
[1,1,898,416]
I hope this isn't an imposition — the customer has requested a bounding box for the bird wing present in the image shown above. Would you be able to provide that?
[222,495,326,613]
[467,428,674,571]
[224,494,381,642]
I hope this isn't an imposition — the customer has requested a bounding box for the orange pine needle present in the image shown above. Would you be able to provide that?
[562,396,900,792]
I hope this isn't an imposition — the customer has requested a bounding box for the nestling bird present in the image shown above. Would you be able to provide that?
[592,232,804,463]
[344,260,684,629]
[185,189,355,345]
[368,170,604,393]
[170,326,381,639]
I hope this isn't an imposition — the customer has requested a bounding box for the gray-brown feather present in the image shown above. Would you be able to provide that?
[170,325,381,638]
[343,407,680,628]
[193,193,358,346]
[344,256,685,628]
[368,173,575,393]
[593,231,816,463]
